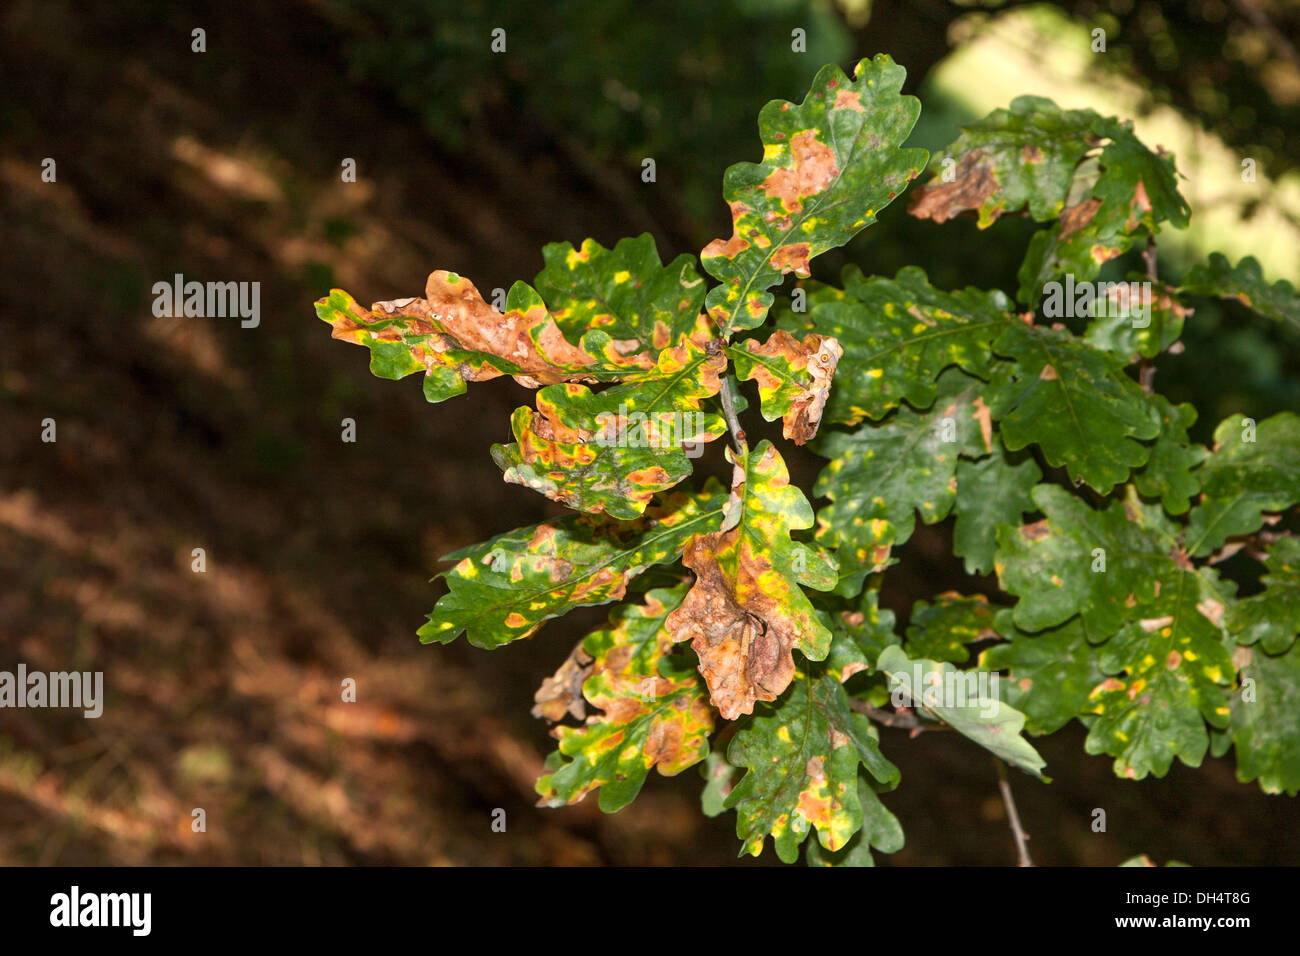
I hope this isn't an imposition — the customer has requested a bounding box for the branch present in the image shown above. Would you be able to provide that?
[995,759,1034,867]
[1231,0,1300,69]
[719,373,747,454]
[850,699,951,736]
[1138,239,1159,393]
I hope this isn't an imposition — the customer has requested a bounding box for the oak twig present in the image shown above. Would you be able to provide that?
[719,373,747,453]
[996,759,1034,867]
[851,700,951,736]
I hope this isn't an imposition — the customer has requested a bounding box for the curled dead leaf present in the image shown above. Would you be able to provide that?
[666,533,803,720]
[738,330,843,444]
[532,641,594,723]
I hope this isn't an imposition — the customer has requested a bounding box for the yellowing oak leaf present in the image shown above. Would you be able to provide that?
[422,480,728,649]
[667,441,837,719]
[317,271,665,403]
[729,330,843,444]
[701,56,926,334]
[536,584,715,812]
[725,669,898,862]
[492,338,729,518]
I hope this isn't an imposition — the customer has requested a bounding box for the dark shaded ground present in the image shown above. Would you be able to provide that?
[1,0,1297,865]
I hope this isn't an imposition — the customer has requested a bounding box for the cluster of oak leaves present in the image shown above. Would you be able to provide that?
[317,57,1300,864]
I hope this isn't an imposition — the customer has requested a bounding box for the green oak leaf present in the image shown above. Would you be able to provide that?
[1015,121,1188,306]
[1224,643,1300,796]
[814,368,991,572]
[1017,129,1187,306]
[421,480,727,648]
[725,671,899,863]
[1131,394,1208,516]
[1229,535,1300,654]
[701,56,926,335]
[804,777,904,867]
[1089,123,1190,230]
[995,484,1180,636]
[779,265,1018,424]
[952,438,1042,575]
[1179,253,1300,332]
[909,95,1099,226]
[492,338,727,518]
[980,609,1109,735]
[985,321,1160,492]
[910,98,1186,309]
[820,585,901,674]
[1084,569,1236,780]
[701,750,739,818]
[534,233,710,350]
[1081,279,1190,362]
[875,645,1047,778]
[1185,412,1300,557]
[536,585,715,812]
[905,592,999,664]
[667,441,839,719]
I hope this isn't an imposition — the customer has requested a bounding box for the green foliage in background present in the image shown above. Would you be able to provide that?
[332,0,851,219]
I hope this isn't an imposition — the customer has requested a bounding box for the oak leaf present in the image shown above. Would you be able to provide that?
[666,441,837,719]
[701,56,926,334]
[729,329,843,444]
[536,585,715,811]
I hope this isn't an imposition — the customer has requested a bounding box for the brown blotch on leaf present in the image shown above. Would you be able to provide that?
[1126,180,1153,232]
[1058,197,1102,240]
[771,242,813,277]
[666,534,804,720]
[1019,519,1051,542]
[760,129,840,213]
[420,271,597,386]
[703,201,754,261]
[832,89,866,112]
[1089,243,1124,266]
[1092,677,1126,696]
[1197,598,1225,627]
[908,150,1000,224]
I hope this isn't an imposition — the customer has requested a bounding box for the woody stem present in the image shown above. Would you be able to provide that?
[719,373,747,453]
[996,759,1034,867]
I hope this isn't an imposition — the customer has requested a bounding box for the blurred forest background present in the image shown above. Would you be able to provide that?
[1,0,1298,865]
